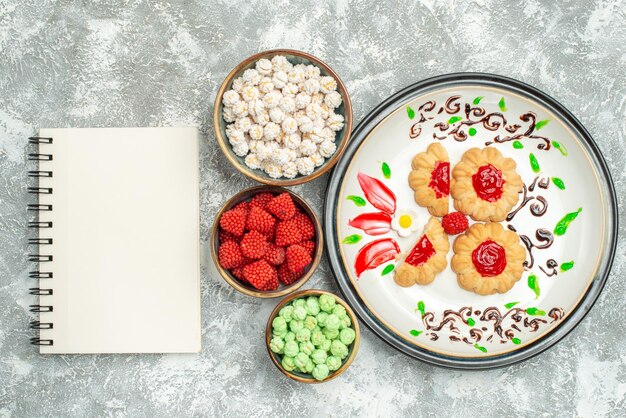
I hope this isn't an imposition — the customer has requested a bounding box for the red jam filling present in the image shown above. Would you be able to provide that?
[406,234,436,266]
[429,161,450,198]
[471,240,507,277]
[472,164,505,202]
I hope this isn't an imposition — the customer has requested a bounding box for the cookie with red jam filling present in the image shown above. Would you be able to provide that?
[409,143,450,217]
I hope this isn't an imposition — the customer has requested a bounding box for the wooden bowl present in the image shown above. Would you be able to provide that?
[213,49,353,186]
[265,289,360,383]
[211,186,322,298]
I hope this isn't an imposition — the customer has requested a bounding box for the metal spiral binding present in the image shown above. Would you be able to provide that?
[29,135,54,346]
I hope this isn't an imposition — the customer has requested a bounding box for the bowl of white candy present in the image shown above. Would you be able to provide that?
[213,49,353,186]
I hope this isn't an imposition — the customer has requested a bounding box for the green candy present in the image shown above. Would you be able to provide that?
[293,298,306,308]
[312,364,330,381]
[293,305,308,321]
[323,327,339,340]
[316,312,328,327]
[284,332,296,342]
[272,328,287,338]
[305,358,314,373]
[272,316,287,332]
[326,355,341,371]
[296,328,311,343]
[299,341,315,356]
[339,328,356,346]
[339,316,351,330]
[325,314,340,330]
[294,352,309,370]
[311,349,328,365]
[311,328,325,346]
[279,306,294,322]
[289,320,304,332]
[281,356,296,372]
[331,340,349,359]
[319,339,331,352]
[284,340,299,357]
[304,315,318,330]
[332,304,347,319]
[306,297,321,315]
[319,294,336,312]
[269,337,285,354]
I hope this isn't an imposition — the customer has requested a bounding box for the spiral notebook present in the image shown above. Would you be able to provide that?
[28,127,201,354]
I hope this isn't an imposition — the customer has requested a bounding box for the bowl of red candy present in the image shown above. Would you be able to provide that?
[211,186,323,298]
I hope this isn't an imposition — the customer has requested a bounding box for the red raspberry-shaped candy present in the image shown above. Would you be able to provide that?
[243,260,277,290]
[240,230,269,259]
[277,263,303,285]
[246,206,276,235]
[293,212,315,240]
[218,228,238,244]
[218,241,247,269]
[263,273,279,291]
[275,219,303,247]
[264,243,286,266]
[286,244,312,272]
[250,192,274,209]
[300,240,316,255]
[442,212,469,235]
[231,266,247,282]
[234,201,250,212]
[266,193,297,220]
[219,207,247,237]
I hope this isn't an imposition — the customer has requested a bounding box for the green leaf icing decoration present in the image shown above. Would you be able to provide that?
[552,177,566,190]
[346,195,366,207]
[554,208,582,236]
[535,119,549,130]
[560,261,575,272]
[498,97,507,111]
[474,343,487,353]
[407,106,415,120]
[467,318,476,326]
[513,140,524,149]
[415,301,426,317]
[512,337,521,345]
[381,264,395,276]
[468,127,477,136]
[526,307,546,316]
[505,301,520,309]
[409,329,422,337]
[342,234,362,244]
[448,116,462,124]
[529,153,540,173]
[473,96,484,105]
[381,162,391,179]
[528,274,540,299]
[552,140,568,156]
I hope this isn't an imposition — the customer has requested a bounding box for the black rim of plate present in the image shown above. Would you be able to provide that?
[323,72,618,370]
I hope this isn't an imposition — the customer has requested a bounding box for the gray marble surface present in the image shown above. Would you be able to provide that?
[1,0,625,416]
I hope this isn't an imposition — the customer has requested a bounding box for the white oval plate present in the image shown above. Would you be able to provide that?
[324,74,617,368]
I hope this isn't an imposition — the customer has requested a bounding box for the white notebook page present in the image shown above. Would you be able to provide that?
[36,127,201,353]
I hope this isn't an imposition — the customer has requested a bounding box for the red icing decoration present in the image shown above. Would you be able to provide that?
[405,234,436,267]
[429,161,450,198]
[471,240,507,277]
[354,238,400,278]
[472,164,505,202]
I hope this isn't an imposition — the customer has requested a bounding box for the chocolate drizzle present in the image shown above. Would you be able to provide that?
[539,259,558,277]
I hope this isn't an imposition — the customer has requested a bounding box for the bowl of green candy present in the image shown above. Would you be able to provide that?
[265,289,360,383]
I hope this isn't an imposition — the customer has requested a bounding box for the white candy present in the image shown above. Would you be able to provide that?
[256,142,271,161]
[232,141,249,157]
[223,90,240,107]
[282,161,298,179]
[232,78,244,92]
[292,109,306,119]
[232,101,249,117]
[263,160,283,179]
[255,58,273,75]
[223,106,236,123]
[297,116,314,133]
[286,148,298,161]
[296,157,315,176]
[269,107,285,123]
[284,133,301,149]
[279,96,296,113]
[271,55,292,72]
[248,124,264,140]
[288,67,306,84]
[253,110,270,126]
[248,140,260,153]
[282,83,299,96]
[305,65,321,79]
[324,91,342,108]
[272,71,288,89]
[263,90,282,109]
[299,139,316,156]
[226,126,245,143]
[308,129,324,144]
[241,85,260,102]
[306,103,323,120]
[258,77,274,94]
[320,76,338,93]
[310,152,325,167]
[242,68,261,85]
[234,116,252,133]
[281,117,298,134]
[247,99,265,117]
[326,113,344,131]
[310,93,324,105]
[245,153,262,170]
[295,92,311,109]
[319,103,330,119]
[263,122,280,140]
[271,147,291,166]
[303,78,320,95]
[321,127,335,141]
[319,140,337,158]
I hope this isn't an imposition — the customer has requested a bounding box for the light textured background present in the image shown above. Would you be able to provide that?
[1,0,625,417]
